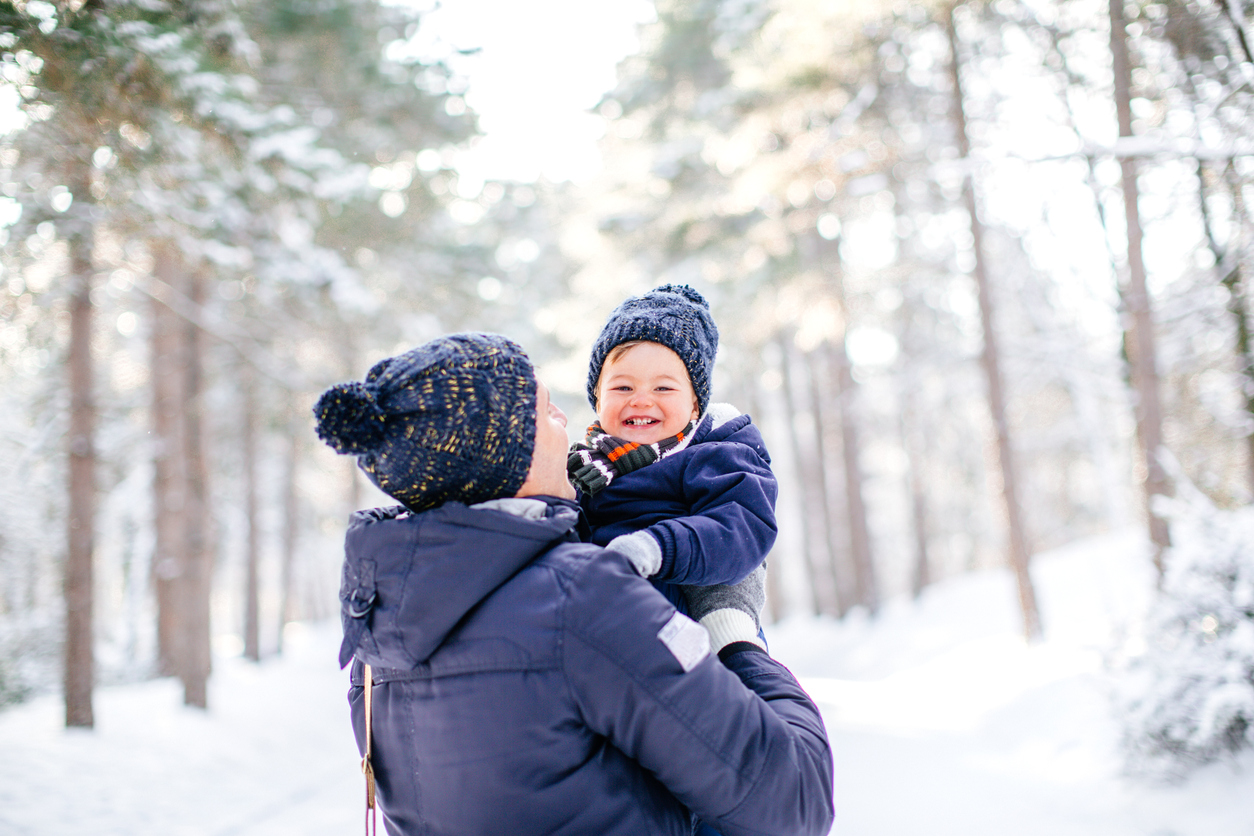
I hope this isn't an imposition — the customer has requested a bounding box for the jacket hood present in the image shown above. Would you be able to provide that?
[338,497,581,668]
[694,402,753,445]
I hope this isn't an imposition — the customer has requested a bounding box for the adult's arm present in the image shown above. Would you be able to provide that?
[561,551,834,836]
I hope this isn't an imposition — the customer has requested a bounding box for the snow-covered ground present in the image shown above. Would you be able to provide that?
[1,529,1251,835]
[772,529,1254,836]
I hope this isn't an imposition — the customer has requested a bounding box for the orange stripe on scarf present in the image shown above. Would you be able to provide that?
[607,442,640,462]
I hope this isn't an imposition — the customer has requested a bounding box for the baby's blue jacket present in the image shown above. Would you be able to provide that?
[579,404,778,611]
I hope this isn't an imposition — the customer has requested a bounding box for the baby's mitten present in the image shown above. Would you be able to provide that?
[605,531,663,577]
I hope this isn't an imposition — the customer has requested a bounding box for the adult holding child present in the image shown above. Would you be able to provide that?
[314,332,833,836]
[569,284,780,836]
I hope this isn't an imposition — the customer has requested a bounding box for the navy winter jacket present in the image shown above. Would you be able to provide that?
[338,496,833,836]
[580,406,778,611]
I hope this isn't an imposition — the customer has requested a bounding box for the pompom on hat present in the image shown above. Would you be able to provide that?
[313,333,537,513]
[586,284,719,414]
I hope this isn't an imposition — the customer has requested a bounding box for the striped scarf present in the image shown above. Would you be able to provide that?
[567,420,695,496]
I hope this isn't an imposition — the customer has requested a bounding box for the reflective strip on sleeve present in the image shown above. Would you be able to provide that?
[657,611,711,673]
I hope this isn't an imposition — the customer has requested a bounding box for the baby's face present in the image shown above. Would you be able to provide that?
[596,342,699,444]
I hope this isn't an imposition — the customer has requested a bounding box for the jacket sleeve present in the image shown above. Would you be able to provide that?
[649,440,778,586]
[562,553,834,836]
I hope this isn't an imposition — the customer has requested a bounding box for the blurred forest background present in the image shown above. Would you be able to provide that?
[0,0,1252,771]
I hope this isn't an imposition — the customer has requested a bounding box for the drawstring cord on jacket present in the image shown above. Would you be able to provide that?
[363,664,376,836]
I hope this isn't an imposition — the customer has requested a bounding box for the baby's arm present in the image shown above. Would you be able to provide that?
[611,441,777,587]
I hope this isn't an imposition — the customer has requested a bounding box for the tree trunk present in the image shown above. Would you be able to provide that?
[884,182,934,598]
[777,334,837,616]
[1227,161,1254,494]
[1109,0,1171,577]
[1200,159,1254,496]
[829,334,879,614]
[277,410,299,653]
[1071,158,1137,532]
[948,3,1042,640]
[340,338,363,517]
[802,347,851,616]
[181,267,212,708]
[242,363,261,663]
[64,164,95,729]
[900,387,932,598]
[808,233,877,614]
[150,241,186,678]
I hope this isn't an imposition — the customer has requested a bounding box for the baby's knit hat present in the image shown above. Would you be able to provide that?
[586,284,719,414]
[313,333,537,513]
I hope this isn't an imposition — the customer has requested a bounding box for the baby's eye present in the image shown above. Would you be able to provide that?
[611,385,633,392]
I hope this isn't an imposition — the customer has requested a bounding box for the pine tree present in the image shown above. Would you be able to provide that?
[0,0,246,723]
[1121,470,1254,777]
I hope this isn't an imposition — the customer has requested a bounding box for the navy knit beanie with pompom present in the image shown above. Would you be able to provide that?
[313,333,537,513]
[586,284,719,414]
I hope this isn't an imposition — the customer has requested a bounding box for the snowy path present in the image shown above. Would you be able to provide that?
[1,531,1251,835]
[794,642,1254,835]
